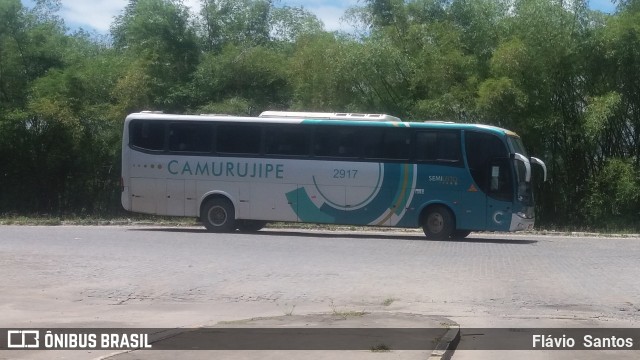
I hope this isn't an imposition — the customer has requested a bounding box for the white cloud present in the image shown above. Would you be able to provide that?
[60,0,127,33]
[58,0,202,33]
[281,0,360,32]
[182,0,202,16]
[588,0,616,12]
[311,5,352,32]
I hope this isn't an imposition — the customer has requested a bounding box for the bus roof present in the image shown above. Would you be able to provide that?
[259,111,402,122]
[126,112,515,137]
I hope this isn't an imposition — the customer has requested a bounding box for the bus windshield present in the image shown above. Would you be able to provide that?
[507,136,528,158]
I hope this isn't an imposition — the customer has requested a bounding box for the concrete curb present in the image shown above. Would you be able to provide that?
[95,313,462,359]
[428,325,461,360]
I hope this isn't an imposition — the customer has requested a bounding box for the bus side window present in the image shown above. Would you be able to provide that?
[361,128,411,160]
[168,123,213,153]
[314,126,359,158]
[265,126,310,156]
[382,129,411,160]
[415,131,461,164]
[130,121,165,151]
[216,124,261,154]
[361,128,383,158]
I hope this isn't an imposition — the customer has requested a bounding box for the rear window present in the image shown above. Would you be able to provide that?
[130,121,165,151]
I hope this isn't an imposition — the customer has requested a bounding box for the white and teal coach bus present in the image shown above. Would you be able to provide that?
[121,111,547,239]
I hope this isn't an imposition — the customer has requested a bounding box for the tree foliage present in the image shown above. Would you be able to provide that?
[1,0,639,230]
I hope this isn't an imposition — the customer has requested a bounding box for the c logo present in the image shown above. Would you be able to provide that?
[493,211,504,224]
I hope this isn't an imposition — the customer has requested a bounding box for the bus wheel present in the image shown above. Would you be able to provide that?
[451,230,471,239]
[201,198,236,232]
[422,206,454,240]
[237,220,267,232]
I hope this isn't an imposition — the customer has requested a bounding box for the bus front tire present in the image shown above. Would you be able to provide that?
[422,206,454,240]
[201,198,236,232]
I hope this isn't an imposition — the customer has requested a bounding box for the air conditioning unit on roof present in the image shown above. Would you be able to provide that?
[259,111,401,122]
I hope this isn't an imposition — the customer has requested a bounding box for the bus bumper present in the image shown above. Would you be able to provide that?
[121,187,131,211]
[509,212,535,231]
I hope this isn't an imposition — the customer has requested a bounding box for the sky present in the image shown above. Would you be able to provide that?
[21,0,616,35]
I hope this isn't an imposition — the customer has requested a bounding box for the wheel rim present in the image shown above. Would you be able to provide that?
[427,213,444,234]
[207,205,227,227]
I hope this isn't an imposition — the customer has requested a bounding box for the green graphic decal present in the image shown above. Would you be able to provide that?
[374,163,414,225]
[286,163,415,225]
[286,188,335,223]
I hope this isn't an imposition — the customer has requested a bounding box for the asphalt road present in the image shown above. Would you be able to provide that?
[1,225,640,359]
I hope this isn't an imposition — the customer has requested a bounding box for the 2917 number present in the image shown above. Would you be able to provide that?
[333,169,358,179]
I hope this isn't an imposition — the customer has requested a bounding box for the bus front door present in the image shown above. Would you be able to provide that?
[485,159,513,232]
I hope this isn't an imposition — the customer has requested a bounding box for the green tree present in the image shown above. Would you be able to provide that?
[199,0,271,52]
[288,33,347,111]
[597,6,640,165]
[111,0,200,112]
[191,45,290,114]
[474,0,600,226]
[585,159,640,230]
[270,5,323,44]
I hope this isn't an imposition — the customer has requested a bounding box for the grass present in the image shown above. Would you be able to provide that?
[332,309,367,319]
[0,213,199,226]
[370,343,391,352]
[329,300,367,319]
[381,297,397,306]
[278,303,296,316]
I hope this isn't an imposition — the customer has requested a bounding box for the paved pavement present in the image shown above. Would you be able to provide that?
[1,226,639,359]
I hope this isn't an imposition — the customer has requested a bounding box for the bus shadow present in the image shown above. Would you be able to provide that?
[262,231,538,245]
[445,237,537,245]
[129,228,538,245]
[130,227,209,233]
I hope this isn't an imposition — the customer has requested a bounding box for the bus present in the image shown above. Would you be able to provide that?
[121,111,547,239]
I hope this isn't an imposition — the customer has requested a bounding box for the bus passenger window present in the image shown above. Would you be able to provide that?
[415,131,461,164]
[265,126,310,156]
[362,128,411,160]
[314,127,359,158]
[169,123,213,153]
[216,125,261,154]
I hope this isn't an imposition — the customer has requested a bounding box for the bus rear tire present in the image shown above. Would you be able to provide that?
[422,205,454,240]
[201,198,236,232]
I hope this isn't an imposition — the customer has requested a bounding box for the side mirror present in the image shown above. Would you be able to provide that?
[531,157,548,182]
[512,153,531,182]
